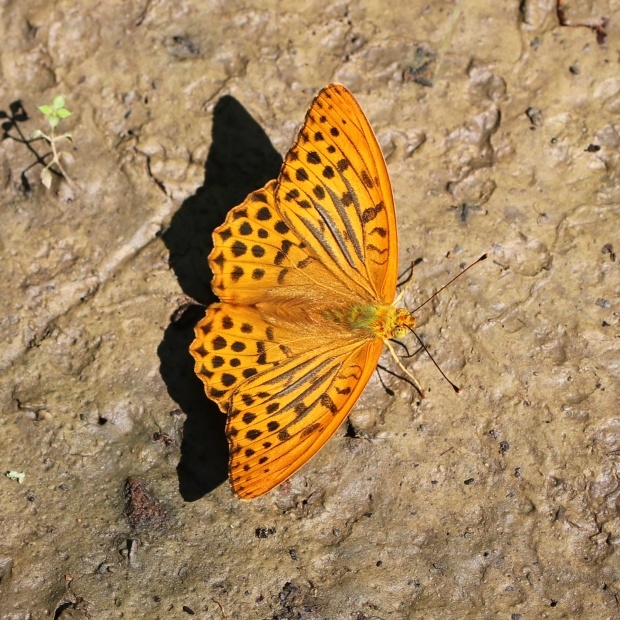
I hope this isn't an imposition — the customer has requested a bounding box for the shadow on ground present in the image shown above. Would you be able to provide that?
[158,95,283,501]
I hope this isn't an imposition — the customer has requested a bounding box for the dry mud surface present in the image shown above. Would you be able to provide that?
[0,1,619,618]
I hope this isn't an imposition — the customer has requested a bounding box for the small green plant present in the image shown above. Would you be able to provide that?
[33,95,75,189]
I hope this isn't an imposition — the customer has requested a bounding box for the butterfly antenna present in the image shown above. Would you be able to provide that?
[412,254,488,313]
[408,328,460,394]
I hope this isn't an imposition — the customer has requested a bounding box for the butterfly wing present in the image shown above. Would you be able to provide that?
[208,180,364,306]
[276,83,398,304]
[191,301,384,499]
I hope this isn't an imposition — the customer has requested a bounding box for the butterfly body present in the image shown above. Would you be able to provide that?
[324,303,415,339]
[191,83,416,499]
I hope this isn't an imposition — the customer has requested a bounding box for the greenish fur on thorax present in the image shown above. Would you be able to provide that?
[325,303,389,332]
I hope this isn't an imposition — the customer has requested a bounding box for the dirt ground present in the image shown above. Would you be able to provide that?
[0,1,618,618]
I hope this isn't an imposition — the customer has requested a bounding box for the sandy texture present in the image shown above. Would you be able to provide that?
[0,0,618,618]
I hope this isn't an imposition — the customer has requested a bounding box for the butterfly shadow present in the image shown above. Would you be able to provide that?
[158,94,282,501]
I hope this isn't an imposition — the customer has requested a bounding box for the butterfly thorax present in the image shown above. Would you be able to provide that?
[325,303,415,340]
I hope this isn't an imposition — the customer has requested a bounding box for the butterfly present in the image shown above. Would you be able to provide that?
[190,83,421,499]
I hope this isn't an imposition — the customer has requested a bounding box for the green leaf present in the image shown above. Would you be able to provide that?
[52,95,66,109]
[57,108,72,119]
[38,105,53,115]
[48,115,59,129]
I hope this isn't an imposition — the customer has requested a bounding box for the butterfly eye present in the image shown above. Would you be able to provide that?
[393,326,407,339]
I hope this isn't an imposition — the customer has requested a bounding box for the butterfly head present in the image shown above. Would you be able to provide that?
[361,305,416,340]
[392,308,416,339]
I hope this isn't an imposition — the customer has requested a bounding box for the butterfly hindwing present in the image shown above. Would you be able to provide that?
[209,180,362,306]
[191,301,384,499]
[226,336,384,499]
[191,303,294,409]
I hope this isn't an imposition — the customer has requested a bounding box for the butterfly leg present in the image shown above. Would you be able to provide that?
[383,338,425,397]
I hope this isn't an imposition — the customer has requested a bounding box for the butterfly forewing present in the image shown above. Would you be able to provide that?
[277,84,398,304]
[209,180,366,306]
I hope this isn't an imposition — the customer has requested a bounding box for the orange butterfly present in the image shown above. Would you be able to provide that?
[190,83,420,499]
